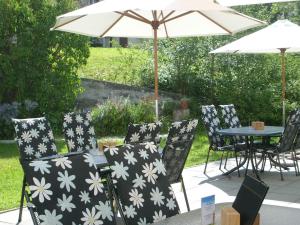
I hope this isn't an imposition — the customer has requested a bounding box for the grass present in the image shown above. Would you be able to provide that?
[0,133,221,211]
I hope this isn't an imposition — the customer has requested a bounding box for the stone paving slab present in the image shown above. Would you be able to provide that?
[1,158,300,224]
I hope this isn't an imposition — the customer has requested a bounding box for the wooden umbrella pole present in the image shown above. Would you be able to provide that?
[152,19,160,121]
[280,48,286,126]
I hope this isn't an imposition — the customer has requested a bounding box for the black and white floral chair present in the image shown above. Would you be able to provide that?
[12,117,58,223]
[104,143,180,225]
[201,105,240,175]
[63,112,98,153]
[22,153,116,225]
[162,119,198,211]
[124,122,162,146]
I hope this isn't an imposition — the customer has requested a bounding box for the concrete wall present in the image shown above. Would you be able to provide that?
[76,78,181,109]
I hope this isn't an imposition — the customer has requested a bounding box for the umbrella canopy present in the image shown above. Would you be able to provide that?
[52,0,265,119]
[217,0,299,6]
[211,19,300,124]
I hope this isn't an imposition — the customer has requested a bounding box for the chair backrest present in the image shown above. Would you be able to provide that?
[22,153,116,225]
[104,143,180,224]
[201,105,225,148]
[163,119,198,184]
[279,109,300,153]
[124,121,162,145]
[219,104,244,143]
[63,112,98,153]
[12,117,57,161]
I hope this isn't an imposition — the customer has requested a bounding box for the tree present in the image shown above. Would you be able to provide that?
[0,0,89,132]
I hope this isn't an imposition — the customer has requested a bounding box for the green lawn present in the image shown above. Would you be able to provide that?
[0,134,221,211]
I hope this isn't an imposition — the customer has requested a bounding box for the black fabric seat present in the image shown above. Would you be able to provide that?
[162,119,198,211]
[201,105,240,175]
[22,153,116,225]
[12,117,59,223]
[104,142,180,225]
[63,111,98,153]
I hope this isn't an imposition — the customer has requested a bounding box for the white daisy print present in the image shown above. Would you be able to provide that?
[25,145,34,155]
[21,131,32,143]
[132,173,146,189]
[21,123,28,129]
[81,207,102,225]
[144,142,157,153]
[138,149,149,159]
[76,125,84,136]
[51,143,57,152]
[142,163,158,184]
[139,124,147,133]
[130,132,140,142]
[30,129,39,138]
[95,201,114,221]
[173,122,181,129]
[35,152,41,159]
[166,198,177,210]
[104,146,119,156]
[153,159,166,175]
[68,140,75,150]
[38,143,47,153]
[153,210,166,222]
[124,150,137,165]
[64,114,72,123]
[87,113,92,121]
[48,130,54,140]
[111,162,129,180]
[42,136,49,143]
[169,186,176,199]
[129,189,144,208]
[138,217,147,225]
[77,136,84,145]
[30,177,52,203]
[38,122,46,131]
[144,133,152,141]
[85,172,104,195]
[88,127,95,135]
[148,123,156,131]
[150,187,165,206]
[83,154,97,168]
[52,157,72,169]
[66,128,74,138]
[124,205,137,219]
[29,160,51,174]
[79,191,90,204]
[57,171,76,192]
[180,127,186,134]
[57,194,75,212]
[39,209,62,225]
[76,114,83,123]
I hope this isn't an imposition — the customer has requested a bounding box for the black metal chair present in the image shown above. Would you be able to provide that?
[265,109,300,180]
[201,105,240,175]
[63,111,98,153]
[104,142,180,225]
[21,153,116,225]
[162,119,198,212]
[124,121,162,146]
[12,117,58,223]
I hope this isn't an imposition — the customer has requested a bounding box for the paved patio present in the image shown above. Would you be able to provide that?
[1,158,300,224]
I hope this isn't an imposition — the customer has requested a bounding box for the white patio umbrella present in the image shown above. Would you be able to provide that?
[211,19,300,125]
[51,0,265,119]
[217,0,299,6]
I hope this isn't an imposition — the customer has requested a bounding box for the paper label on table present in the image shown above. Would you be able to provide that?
[201,195,215,225]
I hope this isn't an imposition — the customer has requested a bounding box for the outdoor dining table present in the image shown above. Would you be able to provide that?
[217,126,284,180]
[151,203,300,225]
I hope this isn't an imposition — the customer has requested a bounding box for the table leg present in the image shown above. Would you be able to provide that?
[223,150,248,176]
[250,136,261,181]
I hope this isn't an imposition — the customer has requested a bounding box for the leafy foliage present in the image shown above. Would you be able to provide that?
[0,0,90,136]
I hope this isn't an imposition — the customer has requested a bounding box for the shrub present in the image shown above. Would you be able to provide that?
[91,99,156,137]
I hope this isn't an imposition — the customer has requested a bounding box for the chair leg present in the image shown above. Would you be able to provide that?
[204,148,211,174]
[291,150,299,176]
[24,192,39,225]
[181,176,190,212]
[224,151,229,170]
[219,151,224,171]
[18,175,26,224]
[276,153,284,181]
[234,151,240,177]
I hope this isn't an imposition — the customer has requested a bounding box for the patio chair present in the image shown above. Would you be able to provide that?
[265,109,300,180]
[162,119,198,212]
[201,105,240,175]
[104,142,180,225]
[63,111,98,153]
[12,117,58,223]
[21,153,116,225]
[124,121,162,146]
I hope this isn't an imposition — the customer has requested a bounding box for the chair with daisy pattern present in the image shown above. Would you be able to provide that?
[22,153,116,225]
[104,142,180,225]
[12,117,58,223]
[63,112,98,153]
[124,122,162,146]
[162,119,198,212]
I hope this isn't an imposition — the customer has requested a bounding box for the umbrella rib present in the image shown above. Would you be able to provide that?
[100,13,125,37]
[160,11,175,23]
[162,11,195,24]
[197,11,233,35]
[127,10,152,24]
[52,15,86,30]
[116,11,151,24]
[161,11,169,38]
